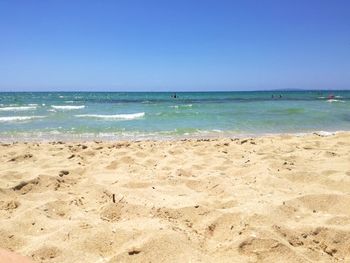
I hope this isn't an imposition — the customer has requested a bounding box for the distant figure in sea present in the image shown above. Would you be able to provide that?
[173,93,177,99]
[279,94,282,98]
[271,94,274,99]
[328,94,335,99]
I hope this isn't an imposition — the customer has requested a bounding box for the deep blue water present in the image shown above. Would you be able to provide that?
[0,91,349,140]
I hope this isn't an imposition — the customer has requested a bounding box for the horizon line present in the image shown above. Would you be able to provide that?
[0,88,349,93]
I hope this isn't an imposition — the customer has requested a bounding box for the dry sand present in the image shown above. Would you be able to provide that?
[1,132,350,262]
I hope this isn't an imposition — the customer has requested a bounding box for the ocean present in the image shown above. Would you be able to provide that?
[0,91,349,140]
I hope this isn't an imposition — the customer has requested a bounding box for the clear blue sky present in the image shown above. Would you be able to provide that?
[0,0,349,91]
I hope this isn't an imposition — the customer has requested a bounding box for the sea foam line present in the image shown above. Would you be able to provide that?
[51,105,85,110]
[75,112,145,120]
[327,99,345,103]
[0,116,46,122]
[169,104,193,108]
[0,106,37,111]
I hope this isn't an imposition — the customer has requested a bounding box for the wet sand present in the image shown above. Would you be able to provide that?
[1,132,350,262]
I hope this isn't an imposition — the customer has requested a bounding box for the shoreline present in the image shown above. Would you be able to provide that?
[0,129,346,142]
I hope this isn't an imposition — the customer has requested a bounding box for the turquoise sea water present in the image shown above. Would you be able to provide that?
[0,91,349,140]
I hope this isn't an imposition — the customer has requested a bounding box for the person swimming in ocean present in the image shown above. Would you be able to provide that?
[173,93,177,98]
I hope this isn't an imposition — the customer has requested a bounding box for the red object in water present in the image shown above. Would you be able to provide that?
[328,94,335,99]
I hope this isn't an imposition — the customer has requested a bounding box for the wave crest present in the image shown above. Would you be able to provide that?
[0,116,46,123]
[0,106,37,111]
[75,112,145,120]
[51,105,85,110]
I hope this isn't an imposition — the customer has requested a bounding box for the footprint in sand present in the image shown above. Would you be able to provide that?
[79,228,133,257]
[204,213,241,240]
[108,233,210,262]
[100,203,124,222]
[273,225,350,260]
[238,237,304,262]
[38,200,70,219]
[11,174,77,195]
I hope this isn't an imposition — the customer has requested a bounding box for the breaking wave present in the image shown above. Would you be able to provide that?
[51,105,85,110]
[0,116,46,123]
[0,106,37,111]
[75,112,145,120]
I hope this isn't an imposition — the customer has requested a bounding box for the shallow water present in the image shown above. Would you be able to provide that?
[0,91,349,140]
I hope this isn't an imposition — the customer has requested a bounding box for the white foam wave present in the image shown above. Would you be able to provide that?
[314,131,335,136]
[0,106,37,111]
[0,116,46,123]
[327,99,345,103]
[169,104,192,108]
[51,105,85,110]
[75,112,145,120]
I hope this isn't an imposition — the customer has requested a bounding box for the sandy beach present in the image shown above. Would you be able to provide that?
[1,132,350,262]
